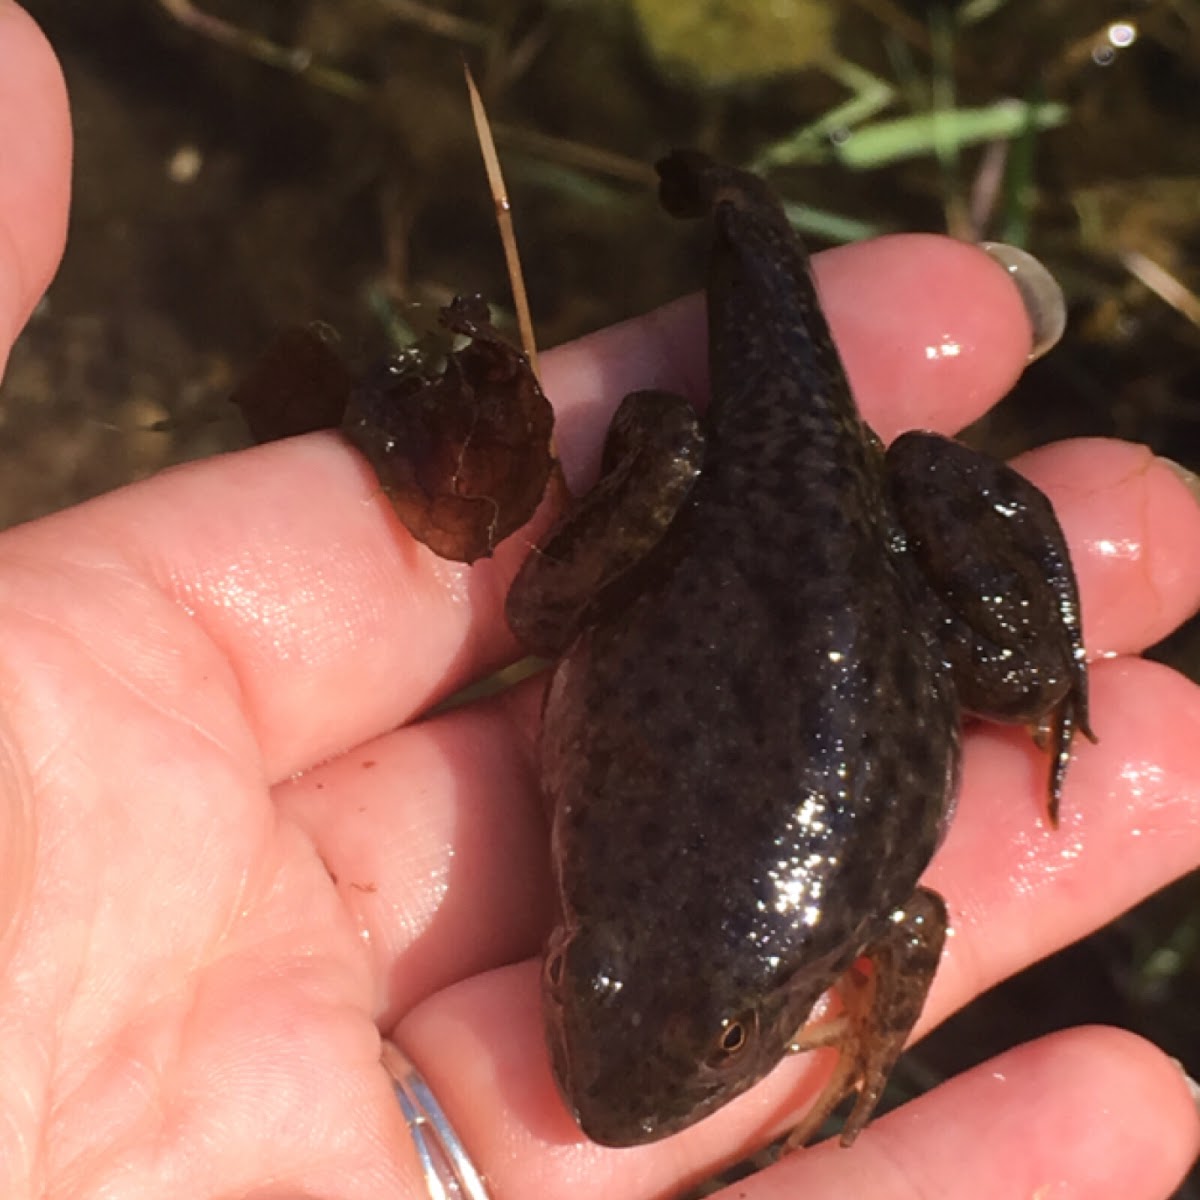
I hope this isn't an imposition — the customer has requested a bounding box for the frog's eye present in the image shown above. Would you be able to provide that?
[708,1011,757,1066]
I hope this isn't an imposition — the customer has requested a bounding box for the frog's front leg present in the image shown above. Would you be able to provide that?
[886,431,1095,822]
[785,887,948,1149]
[505,389,704,656]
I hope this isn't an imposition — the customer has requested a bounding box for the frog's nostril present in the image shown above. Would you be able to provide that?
[544,947,566,992]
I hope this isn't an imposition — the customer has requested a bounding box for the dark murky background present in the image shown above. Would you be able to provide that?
[7,0,1200,1192]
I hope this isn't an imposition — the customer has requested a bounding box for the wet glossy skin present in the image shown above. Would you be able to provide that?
[506,150,1090,1149]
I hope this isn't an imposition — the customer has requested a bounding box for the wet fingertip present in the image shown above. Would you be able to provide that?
[979,242,1066,362]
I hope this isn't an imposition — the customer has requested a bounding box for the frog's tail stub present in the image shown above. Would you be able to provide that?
[656,149,778,222]
[656,149,716,217]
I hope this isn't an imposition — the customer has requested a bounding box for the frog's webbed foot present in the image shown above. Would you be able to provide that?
[505,389,704,656]
[885,431,1094,822]
[784,887,947,1150]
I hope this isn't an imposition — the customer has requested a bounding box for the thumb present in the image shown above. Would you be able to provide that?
[0,1,71,378]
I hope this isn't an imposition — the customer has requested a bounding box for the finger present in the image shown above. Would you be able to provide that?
[729,1028,1199,1200]
[926,655,1200,1008]
[0,1,71,368]
[1013,438,1200,655]
[275,681,551,1026]
[7,235,1034,780]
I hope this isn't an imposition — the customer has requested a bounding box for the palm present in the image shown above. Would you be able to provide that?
[2,6,1199,1198]
[0,491,398,1191]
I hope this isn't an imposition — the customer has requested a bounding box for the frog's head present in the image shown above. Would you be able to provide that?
[542,920,821,1146]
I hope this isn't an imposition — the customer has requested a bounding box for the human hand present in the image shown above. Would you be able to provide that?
[3,5,1199,1198]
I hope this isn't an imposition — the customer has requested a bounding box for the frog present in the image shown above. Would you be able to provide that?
[504,149,1092,1150]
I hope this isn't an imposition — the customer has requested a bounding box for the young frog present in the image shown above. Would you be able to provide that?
[505,150,1092,1150]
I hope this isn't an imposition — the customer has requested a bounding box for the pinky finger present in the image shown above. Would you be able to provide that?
[737,1027,1199,1200]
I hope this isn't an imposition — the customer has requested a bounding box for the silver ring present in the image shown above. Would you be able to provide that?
[382,1041,493,1200]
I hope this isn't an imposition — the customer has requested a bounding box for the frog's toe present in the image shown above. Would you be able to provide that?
[1045,687,1097,826]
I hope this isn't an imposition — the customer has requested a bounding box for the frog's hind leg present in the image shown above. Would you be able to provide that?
[885,431,1095,823]
[504,389,704,656]
[784,887,948,1151]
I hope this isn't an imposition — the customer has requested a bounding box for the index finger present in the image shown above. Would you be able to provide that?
[3,236,1034,781]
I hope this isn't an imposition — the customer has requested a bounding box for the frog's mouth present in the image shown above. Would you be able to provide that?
[570,1070,740,1147]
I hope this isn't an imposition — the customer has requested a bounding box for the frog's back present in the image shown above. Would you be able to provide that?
[528,151,1088,1150]
[545,153,957,970]
[543,368,957,984]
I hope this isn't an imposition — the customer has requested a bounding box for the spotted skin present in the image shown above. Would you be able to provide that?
[507,150,1090,1149]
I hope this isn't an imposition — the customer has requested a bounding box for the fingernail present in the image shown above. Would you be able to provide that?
[979,242,1066,363]
[1160,458,1200,510]
[1169,1058,1200,1114]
